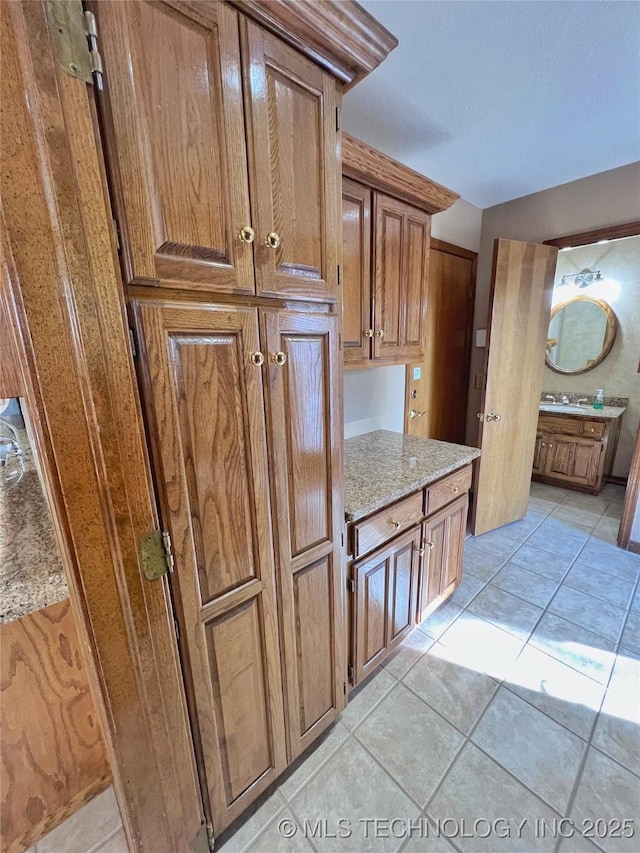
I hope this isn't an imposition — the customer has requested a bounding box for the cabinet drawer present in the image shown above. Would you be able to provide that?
[426,464,473,515]
[581,421,605,438]
[353,491,424,558]
[538,415,581,435]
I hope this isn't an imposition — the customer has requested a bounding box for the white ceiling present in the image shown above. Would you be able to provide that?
[344,1,640,208]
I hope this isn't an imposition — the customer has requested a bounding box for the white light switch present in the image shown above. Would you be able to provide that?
[413,367,421,380]
[475,329,487,348]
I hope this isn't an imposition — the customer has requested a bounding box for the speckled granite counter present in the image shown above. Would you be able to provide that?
[344,430,481,522]
[538,404,626,420]
[0,424,68,623]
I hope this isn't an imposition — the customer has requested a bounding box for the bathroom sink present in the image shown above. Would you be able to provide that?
[539,404,591,415]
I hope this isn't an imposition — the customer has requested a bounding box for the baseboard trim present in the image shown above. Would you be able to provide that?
[606,475,628,487]
[628,540,640,555]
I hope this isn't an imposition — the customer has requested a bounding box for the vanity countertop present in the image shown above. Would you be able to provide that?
[538,404,626,420]
[344,430,481,522]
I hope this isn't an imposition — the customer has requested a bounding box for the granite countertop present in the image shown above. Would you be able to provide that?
[538,404,626,420]
[344,430,481,522]
[0,423,68,623]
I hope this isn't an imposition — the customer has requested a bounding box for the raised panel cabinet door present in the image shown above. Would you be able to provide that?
[241,19,341,301]
[373,194,430,362]
[131,300,286,832]
[388,528,420,649]
[439,495,468,596]
[543,435,602,488]
[532,432,547,475]
[95,2,255,293]
[416,513,447,623]
[353,549,390,685]
[342,178,372,365]
[262,310,346,759]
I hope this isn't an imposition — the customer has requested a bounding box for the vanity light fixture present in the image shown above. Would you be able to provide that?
[558,269,603,288]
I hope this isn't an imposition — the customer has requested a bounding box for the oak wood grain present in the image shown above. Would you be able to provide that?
[342,178,372,364]
[417,494,468,622]
[242,19,340,302]
[132,300,287,831]
[471,239,558,535]
[618,422,640,550]
[230,0,398,89]
[343,134,459,215]
[0,277,24,399]
[353,491,424,559]
[262,309,346,759]
[0,599,111,852]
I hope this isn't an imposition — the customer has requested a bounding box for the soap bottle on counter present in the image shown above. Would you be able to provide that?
[593,389,604,410]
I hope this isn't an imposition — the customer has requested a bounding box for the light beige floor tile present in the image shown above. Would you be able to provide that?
[558,834,603,851]
[530,612,616,685]
[428,742,558,851]
[509,543,574,581]
[463,545,504,582]
[279,722,350,801]
[95,829,129,852]
[401,823,459,852]
[528,496,560,515]
[579,541,640,583]
[561,493,610,514]
[37,788,122,853]
[592,651,640,774]
[383,627,434,680]
[472,687,586,813]
[629,586,640,615]
[551,505,603,531]
[217,790,287,852]
[403,642,498,734]
[504,643,604,739]
[501,510,547,538]
[570,747,640,853]
[436,610,525,681]
[449,572,485,608]
[590,517,621,545]
[245,810,314,852]
[621,612,640,654]
[563,562,634,610]
[548,586,626,644]
[530,482,568,502]
[491,562,559,609]
[466,534,520,563]
[468,584,543,642]
[356,683,463,806]
[417,600,462,640]
[341,669,396,731]
[291,738,419,852]
[527,521,587,561]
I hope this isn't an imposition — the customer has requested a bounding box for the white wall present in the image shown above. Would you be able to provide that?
[344,198,483,438]
[466,162,640,446]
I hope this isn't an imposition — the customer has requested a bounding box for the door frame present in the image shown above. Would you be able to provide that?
[1,3,397,849]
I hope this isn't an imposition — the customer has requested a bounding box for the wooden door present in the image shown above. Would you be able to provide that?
[95,2,255,294]
[131,300,287,832]
[405,240,476,441]
[471,239,558,535]
[543,436,602,489]
[242,20,340,301]
[262,310,345,759]
[352,526,419,684]
[417,495,468,622]
[532,433,547,476]
[373,194,430,362]
[342,178,372,365]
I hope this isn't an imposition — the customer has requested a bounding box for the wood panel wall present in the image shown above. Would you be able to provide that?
[0,599,111,852]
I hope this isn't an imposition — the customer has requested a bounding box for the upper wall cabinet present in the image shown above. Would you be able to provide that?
[96,2,341,302]
[341,135,459,368]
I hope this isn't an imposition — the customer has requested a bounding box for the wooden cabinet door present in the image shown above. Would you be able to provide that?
[262,310,345,759]
[342,178,372,365]
[131,300,286,832]
[242,20,340,301]
[95,2,255,294]
[373,194,430,362]
[417,495,468,622]
[543,435,602,488]
[532,432,547,475]
[352,526,420,685]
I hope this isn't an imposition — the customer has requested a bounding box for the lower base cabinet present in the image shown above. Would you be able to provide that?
[347,466,472,689]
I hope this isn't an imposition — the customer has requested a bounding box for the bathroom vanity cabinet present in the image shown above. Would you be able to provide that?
[344,431,479,688]
[532,408,624,493]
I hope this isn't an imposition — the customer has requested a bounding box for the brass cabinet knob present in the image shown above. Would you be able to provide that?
[249,352,265,366]
[541,442,546,447]
[271,351,287,366]
[265,231,281,249]
[416,546,426,557]
[239,225,255,243]
[549,444,553,448]
[426,540,434,550]
[589,427,595,433]
[450,485,459,494]
[391,520,401,529]
[364,329,374,338]
[376,329,385,338]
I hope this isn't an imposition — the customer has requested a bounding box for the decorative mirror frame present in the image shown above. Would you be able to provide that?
[545,295,617,375]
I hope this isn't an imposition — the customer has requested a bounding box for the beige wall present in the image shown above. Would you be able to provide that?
[544,237,640,477]
[467,162,640,448]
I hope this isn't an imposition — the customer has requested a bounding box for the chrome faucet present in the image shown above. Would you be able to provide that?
[544,394,557,403]
[576,398,588,407]
[560,395,570,405]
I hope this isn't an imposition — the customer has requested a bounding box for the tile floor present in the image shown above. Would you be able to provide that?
[31,483,640,853]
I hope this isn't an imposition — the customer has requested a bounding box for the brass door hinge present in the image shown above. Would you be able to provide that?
[347,578,355,593]
[336,106,341,131]
[347,663,355,684]
[189,823,214,853]
[140,530,174,581]
[46,0,104,89]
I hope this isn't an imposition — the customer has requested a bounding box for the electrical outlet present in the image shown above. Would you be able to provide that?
[474,373,484,390]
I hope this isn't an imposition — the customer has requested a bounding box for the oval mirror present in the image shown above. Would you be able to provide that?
[545,296,617,375]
